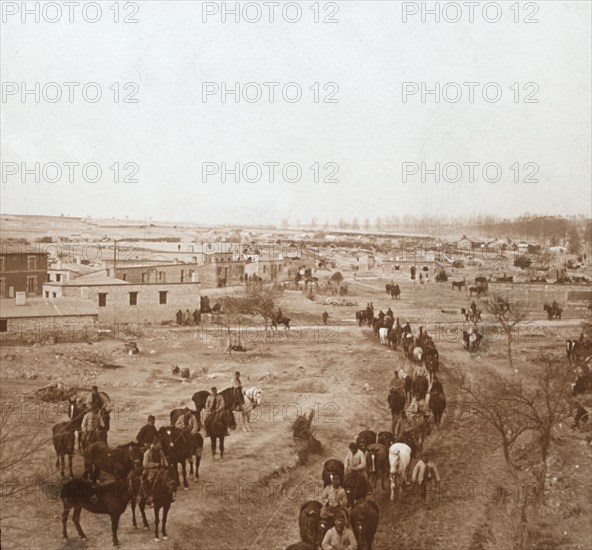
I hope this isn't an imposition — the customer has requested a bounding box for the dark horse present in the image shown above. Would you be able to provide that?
[169,408,204,479]
[351,498,380,550]
[52,420,75,478]
[429,390,446,428]
[388,392,406,433]
[129,464,177,542]
[343,470,370,507]
[298,500,323,547]
[271,316,291,330]
[204,410,237,460]
[192,388,244,430]
[61,478,132,546]
[158,426,196,489]
[83,441,143,482]
[355,430,377,452]
[322,459,345,486]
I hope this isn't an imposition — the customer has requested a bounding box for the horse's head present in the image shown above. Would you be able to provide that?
[128,443,143,469]
[223,410,237,430]
[300,505,321,544]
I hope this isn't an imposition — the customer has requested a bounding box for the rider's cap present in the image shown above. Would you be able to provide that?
[91,385,98,391]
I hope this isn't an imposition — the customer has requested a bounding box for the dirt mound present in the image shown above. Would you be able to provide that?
[35,382,77,403]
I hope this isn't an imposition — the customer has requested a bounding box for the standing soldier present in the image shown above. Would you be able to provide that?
[411,453,441,503]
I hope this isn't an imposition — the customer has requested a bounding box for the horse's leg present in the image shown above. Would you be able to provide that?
[153,504,160,541]
[181,459,189,489]
[58,455,65,478]
[194,456,201,479]
[161,503,170,540]
[140,498,149,529]
[72,506,86,540]
[110,512,121,546]
[131,497,137,528]
[68,453,74,477]
[61,505,71,540]
[219,436,225,460]
[210,436,216,459]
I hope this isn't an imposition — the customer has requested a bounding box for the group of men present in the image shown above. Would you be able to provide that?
[318,441,368,549]
[388,370,442,503]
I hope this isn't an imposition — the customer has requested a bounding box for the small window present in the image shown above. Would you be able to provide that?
[395,265,400,271]
[45,291,49,298]
[0,319,7,333]
[180,270,185,283]
[27,256,37,270]
[129,292,138,306]
[122,274,127,281]
[423,266,429,272]
[98,293,107,307]
[56,273,62,282]
[52,292,57,298]
[159,291,167,305]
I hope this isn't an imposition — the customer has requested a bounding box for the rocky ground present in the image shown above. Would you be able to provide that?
[0,278,590,550]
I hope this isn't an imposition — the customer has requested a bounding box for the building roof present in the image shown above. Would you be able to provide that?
[0,298,99,319]
[46,272,129,286]
[49,262,101,275]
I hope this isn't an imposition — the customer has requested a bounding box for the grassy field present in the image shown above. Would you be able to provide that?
[0,277,590,550]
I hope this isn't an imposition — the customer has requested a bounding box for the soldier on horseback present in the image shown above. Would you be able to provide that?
[205,387,227,437]
[80,403,106,449]
[136,415,158,450]
[231,371,242,410]
[141,440,176,504]
[389,370,405,398]
[319,475,349,525]
[175,409,199,436]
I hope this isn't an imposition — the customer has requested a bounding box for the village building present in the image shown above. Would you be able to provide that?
[0,248,48,298]
[0,297,98,343]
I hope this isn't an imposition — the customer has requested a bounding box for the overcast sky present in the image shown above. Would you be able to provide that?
[1,1,590,225]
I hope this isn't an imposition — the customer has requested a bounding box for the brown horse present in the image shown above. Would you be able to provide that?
[129,464,177,542]
[61,478,132,546]
[52,421,75,478]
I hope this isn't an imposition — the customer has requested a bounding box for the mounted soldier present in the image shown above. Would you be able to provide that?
[141,441,176,504]
[136,415,158,450]
[231,371,243,410]
[320,475,349,525]
[80,404,106,449]
[205,387,227,437]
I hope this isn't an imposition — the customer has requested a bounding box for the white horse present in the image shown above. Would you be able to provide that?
[389,443,412,501]
[379,327,388,345]
[240,387,262,432]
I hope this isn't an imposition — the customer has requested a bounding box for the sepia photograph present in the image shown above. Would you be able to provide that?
[0,1,591,549]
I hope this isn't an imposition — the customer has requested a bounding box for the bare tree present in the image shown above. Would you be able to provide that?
[465,358,572,549]
[223,283,284,349]
[482,292,528,372]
